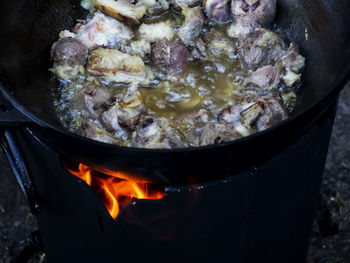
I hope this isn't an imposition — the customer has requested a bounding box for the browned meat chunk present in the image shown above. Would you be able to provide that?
[199,123,242,146]
[84,81,112,117]
[132,116,186,149]
[51,38,88,66]
[238,28,285,70]
[243,65,282,90]
[74,12,134,50]
[256,96,288,131]
[277,43,306,73]
[204,0,231,23]
[78,121,120,144]
[179,109,211,146]
[141,0,170,14]
[228,0,276,38]
[177,6,205,46]
[101,83,145,131]
[191,38,208,59]
[218,104,242,124]
[239,93,287,131]
[152,39,189,74]
[172,0,200,11]
[94,0,147,25]
[204,31,236,60]
[88,48,154,85]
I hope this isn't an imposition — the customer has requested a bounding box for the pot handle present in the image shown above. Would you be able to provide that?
[0,129,41,214]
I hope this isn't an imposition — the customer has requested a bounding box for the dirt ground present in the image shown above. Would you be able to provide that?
[0,83,349,263]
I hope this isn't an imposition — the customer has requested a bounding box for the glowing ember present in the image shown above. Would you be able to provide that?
[67,164,165,219]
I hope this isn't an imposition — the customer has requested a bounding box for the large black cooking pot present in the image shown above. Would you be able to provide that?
[0,0,349,185]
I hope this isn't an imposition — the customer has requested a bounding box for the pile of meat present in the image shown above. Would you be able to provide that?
[51,0,305,149]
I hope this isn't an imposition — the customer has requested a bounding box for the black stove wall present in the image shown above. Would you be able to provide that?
[14,104,336,263]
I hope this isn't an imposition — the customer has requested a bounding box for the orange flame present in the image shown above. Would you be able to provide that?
[67,164,165,219]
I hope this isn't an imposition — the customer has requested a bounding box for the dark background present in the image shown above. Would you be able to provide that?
[0,83,349,263]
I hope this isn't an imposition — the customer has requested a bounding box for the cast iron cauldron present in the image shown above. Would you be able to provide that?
[0,0,349,185]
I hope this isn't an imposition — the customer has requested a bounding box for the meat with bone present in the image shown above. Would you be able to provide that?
[227,0,276,38]
[83,80,112,117]
[139,20,175,41]
[88,48,154,85]
[140,0,170,14]
[94,0,147,25]
[74,12,134,50]
[78,121,121,144]
[256,96,288,131]
[151,39,189,74]
[238,28,285,70]
[277,43,306,73]
[132,116,186,149]
[243,65,282,90]
[240,93,287,131]
[101,82,145,132]
[177,6,205,46]
[199,123,242,146]
[204,0,231,23]
[218,104,242,125]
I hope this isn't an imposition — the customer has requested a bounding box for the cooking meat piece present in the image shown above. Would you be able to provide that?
[78,121,121,144]
[50,37,88,80]
[83,80,112,117]
[132,116,186,149]
[120,39,152,58]
[101,83,145,132]
[256,96,288,131]
[177,6,205,46]
[190,38,208,59]
[94,0,147,25]
[243,65,282,90]
[282,69,301,87]
[179,109,211,146]
[240,93,287,131]
[101,82,145,131]
[51,37,88,66]
[139,20,175,41]
[238,28,285,70]
[218,104,242,124]
[140,0,170,14]
[240,102,263,127]
[205,31,236,59]
[100,103,128,138]
[199,123,242,146]
[88,48,154,85]
[50,64,85,81]
[152,39,189,74]
[204,0,231,23]
[172,0,200,11]
[228,0,276,38]
[277,43,306,73]
[118,83,145,129]
[74,12,134,50]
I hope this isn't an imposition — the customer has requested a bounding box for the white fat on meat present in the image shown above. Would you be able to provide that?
[74,12,134,49]
[88,48,154,85]
[139,21,175,41]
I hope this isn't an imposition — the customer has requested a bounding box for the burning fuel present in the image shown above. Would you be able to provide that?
[67,163,165,219]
